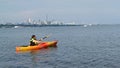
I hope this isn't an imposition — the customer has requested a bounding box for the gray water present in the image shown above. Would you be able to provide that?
[0,25,120,68]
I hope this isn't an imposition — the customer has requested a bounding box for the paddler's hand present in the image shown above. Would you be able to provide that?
[39,38,43,41]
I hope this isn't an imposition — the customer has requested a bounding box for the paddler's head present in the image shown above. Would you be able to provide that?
[31,35,36,39]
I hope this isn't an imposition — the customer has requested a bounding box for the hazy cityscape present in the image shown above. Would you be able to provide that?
[0,18,80,28]
[24,18,76,25]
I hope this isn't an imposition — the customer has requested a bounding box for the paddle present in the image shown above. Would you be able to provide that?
[39,34,51,41]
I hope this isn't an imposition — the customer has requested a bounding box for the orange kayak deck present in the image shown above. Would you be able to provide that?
[16,40,58,52]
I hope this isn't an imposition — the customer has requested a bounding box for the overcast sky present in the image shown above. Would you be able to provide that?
[0,0,120,24]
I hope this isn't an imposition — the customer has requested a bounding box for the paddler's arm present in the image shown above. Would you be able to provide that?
[33,39,41,44]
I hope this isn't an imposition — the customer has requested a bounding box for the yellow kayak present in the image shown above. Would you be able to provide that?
[16,40,58,52]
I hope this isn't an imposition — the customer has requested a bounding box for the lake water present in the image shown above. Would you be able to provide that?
[0,25,120,68]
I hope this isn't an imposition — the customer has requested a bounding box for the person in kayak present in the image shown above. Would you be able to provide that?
[30,35,42,46]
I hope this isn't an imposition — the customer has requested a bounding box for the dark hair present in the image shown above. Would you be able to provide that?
[32,35,36,38]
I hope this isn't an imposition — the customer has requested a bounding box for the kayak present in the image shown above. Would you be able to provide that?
[16,40,58,52]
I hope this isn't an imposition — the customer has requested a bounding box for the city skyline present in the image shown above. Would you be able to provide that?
[0,17,77,26]
[0,0,120,24]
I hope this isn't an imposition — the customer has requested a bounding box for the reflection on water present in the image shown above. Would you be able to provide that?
[16,47,57,68]
[30,51,38,68]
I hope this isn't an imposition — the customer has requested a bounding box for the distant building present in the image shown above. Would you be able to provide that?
[27,18,32,24]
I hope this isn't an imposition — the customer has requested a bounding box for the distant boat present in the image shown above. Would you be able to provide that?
[14,26,19,28]
[83,25,87,27]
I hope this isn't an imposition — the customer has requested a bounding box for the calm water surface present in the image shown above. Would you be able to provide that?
[0,25,120,68]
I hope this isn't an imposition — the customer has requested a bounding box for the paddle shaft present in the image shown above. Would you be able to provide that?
[39,35,50,41]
